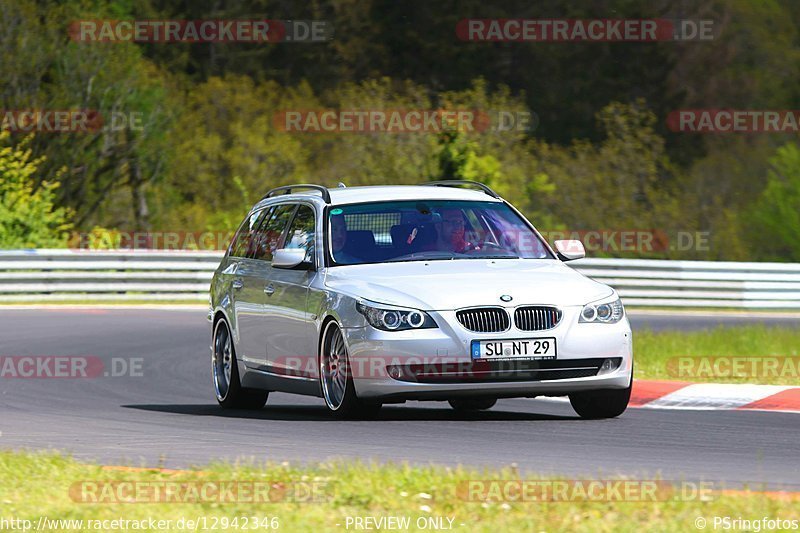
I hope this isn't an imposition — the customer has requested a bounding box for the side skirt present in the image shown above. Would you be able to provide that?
[240,365,322,397]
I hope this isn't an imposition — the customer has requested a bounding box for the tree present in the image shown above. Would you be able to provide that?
[748,143,800,261]
[431,129,502,186]
[529,100,688,257]
[157,75,315,231]
[0,0,172,231]
[0,133,72,248]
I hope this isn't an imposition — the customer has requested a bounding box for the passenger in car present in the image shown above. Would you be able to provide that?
[330,214,362,264]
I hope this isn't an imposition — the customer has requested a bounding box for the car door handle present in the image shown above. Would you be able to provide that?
[222,262,239,275]
[232,279,243,290]
[264,284,275,296]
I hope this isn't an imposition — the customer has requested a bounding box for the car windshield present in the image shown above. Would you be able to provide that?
[327,200,553,265]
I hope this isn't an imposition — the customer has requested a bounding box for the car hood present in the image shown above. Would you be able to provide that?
[323,259,613,310]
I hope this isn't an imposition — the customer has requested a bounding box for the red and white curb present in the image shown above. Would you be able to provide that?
[538,380,800,414]
[630,380,800,413]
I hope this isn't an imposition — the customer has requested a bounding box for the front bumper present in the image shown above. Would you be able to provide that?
[344,306,633,400]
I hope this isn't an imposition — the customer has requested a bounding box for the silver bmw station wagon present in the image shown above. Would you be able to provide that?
[209,181,633,418]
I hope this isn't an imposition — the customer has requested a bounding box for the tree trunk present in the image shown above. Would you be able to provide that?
[131,158,149,232]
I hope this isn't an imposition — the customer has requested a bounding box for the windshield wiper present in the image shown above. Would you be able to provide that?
[385,255,455,263]
[387,254,520,263]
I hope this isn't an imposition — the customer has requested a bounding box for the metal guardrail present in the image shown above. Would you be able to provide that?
[573,258,800,309]
[0,250,220,301]
[0,250,799,308]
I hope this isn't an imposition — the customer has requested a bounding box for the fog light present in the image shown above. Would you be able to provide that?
[388,366,402,380]
[598,358,622,375]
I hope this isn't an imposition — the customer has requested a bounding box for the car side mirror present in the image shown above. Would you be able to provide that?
[272,248,311,269]
[553,240,585,261]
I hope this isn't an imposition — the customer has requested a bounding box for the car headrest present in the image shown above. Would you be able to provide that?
[390,224,437,248]
[345,230,376,251]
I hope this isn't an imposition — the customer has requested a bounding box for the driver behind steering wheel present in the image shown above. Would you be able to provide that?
[433,208,478,253]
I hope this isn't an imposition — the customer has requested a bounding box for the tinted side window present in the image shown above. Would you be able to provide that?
[283,205,316,262]
[229,208,269,258]
[252,204,296,262]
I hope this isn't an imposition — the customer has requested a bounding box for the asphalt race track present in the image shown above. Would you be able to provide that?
[1,309,799,490]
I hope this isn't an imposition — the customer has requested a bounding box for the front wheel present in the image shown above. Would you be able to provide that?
[568,382,631,419]
[212,319,268,410]
[319,321,382,418]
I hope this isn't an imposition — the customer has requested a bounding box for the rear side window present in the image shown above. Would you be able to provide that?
[283,205,316,262]
[252,204,297,262]
[229,208,269,258]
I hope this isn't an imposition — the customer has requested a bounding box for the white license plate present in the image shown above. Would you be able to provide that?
[471,338,557,360]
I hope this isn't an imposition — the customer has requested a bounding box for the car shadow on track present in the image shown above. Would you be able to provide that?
[122,404,579,421]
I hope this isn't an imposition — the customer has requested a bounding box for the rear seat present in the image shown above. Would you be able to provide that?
[343,230,379,261]
[390,224,438,255]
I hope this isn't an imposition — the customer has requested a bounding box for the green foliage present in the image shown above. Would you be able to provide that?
[158,76,556,233]
[0,0,173,231]
[0,133,71,248]
[526,100,685,257]
[431,129,503,185]
[154,75,315,231]
[308,77,436,187]
[748,143,800,261]
[3,0,800,260]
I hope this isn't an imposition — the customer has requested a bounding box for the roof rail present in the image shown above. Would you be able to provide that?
[421,180,500,199]
[262,184,331,203]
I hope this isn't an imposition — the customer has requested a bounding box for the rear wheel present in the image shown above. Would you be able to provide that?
[569,382,631,419]
[320,321,382,418]
[448,398,497,411]
[213,319,268,409]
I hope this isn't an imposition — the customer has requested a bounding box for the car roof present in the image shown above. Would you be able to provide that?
[254,185,502,210]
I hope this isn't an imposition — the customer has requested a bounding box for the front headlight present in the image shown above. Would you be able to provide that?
[579,297,624,324]
[356,301,437,331]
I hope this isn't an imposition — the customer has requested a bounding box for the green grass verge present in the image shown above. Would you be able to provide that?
[635,325,800,385]
[1,451,797,532]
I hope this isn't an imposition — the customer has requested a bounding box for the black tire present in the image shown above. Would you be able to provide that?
[213,319,269,410]
[569,382,631,419]
[320,321,382,419]
[448,398,497,411]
